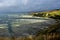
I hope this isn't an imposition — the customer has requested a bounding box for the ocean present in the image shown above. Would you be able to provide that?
[0,13,56,37]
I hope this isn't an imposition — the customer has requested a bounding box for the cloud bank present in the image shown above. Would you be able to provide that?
[0,0,60,12]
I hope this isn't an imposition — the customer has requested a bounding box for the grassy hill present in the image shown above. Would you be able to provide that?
[32,9,60,18]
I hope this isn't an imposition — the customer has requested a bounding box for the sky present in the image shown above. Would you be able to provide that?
[0,0,60,12]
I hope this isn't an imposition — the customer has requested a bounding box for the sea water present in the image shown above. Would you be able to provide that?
[0,13,56,37]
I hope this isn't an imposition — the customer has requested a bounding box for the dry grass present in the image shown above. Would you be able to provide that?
[0,33,60,40]
[35,33,60,40]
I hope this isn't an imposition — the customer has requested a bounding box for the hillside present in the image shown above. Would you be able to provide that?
[28,9,60,40]
[32,9,60,18]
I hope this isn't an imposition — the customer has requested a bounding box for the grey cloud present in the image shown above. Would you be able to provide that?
[0,0,60,12]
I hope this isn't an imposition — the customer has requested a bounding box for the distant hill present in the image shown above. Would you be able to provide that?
[31,9,60,18]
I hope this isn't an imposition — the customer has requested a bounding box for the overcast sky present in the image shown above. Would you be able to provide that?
[0,0,60,12]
